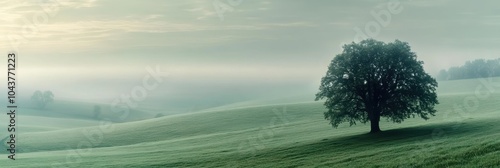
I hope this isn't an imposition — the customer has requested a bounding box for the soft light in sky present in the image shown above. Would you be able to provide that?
[1,0,499,112]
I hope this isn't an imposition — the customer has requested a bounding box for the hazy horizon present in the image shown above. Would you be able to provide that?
[1,0,500,112]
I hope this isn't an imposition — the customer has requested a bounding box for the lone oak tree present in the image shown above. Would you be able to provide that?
[315,39,438,133]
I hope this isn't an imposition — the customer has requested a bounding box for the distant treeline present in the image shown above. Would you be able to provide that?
[437,58,500,81]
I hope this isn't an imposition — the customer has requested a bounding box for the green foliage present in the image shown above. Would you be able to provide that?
[316,39,438,132]
[437,58,500,81]
[31,90,54,109]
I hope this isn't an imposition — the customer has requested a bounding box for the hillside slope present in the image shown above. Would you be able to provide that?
[1,77,499,167]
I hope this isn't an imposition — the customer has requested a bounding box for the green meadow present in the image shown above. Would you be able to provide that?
[1,77,499,167]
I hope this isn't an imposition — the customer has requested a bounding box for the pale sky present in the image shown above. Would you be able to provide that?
[1,0,499,112]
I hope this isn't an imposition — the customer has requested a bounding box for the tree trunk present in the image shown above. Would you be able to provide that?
[370,111,381,133]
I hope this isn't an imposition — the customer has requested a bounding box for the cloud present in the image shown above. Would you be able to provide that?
[405,0,452,7]
[58,0,99,8]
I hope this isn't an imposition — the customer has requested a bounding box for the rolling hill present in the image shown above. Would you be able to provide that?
[0,77,499,167]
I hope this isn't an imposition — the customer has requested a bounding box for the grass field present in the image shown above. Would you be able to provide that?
[1,77,499,167]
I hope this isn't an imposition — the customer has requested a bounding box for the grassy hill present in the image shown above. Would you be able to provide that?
[0,99,156,133]
[1,77,499,167]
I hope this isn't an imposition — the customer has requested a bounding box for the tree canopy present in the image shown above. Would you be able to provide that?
[31,90,54,109]
[315,39,439,133]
